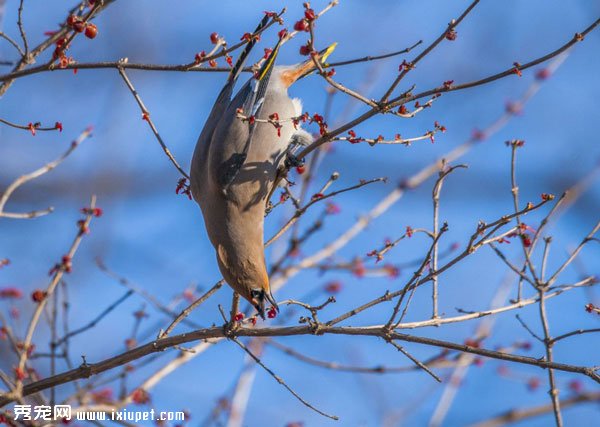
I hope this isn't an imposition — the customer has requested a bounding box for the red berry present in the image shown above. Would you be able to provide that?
[352,260,366,278]
[0,287,23,299]
[210,32,219,44]
[568,379,583,393]
[296,165,305,174]
[535,68,551,81]
[73,21,86,33]
[66,15,78,27]
[527,377,541,392]
[267,307,277,319]
[294,20,308,32]
[464,338,479,348]
[325,281,342,293]
[299,45,311,56]
[131,388,150,404]
[84,23,98,39]
[194,51,206,64]
[31,290,47,303]
[326,202,341,214]
[304,9,316,21]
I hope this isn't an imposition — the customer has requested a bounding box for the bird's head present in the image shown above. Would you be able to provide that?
[278,42,337,88]
[249,288,278,319]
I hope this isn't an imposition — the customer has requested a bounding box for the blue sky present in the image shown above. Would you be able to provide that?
[1,1,599,426]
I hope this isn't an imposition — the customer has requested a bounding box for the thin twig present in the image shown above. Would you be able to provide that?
[117,64,189,179]
[229,336,339,420]
[386,339,441,382]
[0,31,24,56]
[537,287,563,426]
[0,127,92,218]
[17,0,29,59]
[55,291,134,346]
[469,391,600,427]
[380,0,481,101]
[159,280,224,338]
[12,195,98,398]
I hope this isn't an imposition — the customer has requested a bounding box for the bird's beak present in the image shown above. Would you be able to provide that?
[250,289,279,320]
[281,42,337,87]
[265,290,279,313]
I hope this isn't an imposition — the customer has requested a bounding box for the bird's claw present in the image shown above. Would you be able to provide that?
[284,153,305,169]
[223,319,240,337]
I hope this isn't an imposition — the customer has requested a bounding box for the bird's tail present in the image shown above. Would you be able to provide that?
[240,36,283,115]
[226,14,271,86]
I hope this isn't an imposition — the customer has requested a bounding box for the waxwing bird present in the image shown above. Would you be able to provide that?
[190,20,336,318]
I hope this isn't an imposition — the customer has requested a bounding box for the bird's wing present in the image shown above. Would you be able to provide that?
[191,15,270,171]
[218,37,283,192]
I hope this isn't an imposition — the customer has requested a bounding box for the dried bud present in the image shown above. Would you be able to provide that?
[512,62,522,77]
[445,29,457,41]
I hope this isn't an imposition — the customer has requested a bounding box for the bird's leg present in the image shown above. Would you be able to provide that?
[223,292,241,336]
[266,129,312,202]
[230,292,240,322]
[284,129,312,169]
[284,152,305,169]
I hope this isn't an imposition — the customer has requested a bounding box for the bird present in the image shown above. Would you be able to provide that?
[190,19,336,318]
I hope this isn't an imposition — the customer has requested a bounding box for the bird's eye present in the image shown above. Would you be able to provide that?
[250,289,263,300]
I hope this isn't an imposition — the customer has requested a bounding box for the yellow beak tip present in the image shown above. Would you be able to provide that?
[321,42,338,62]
